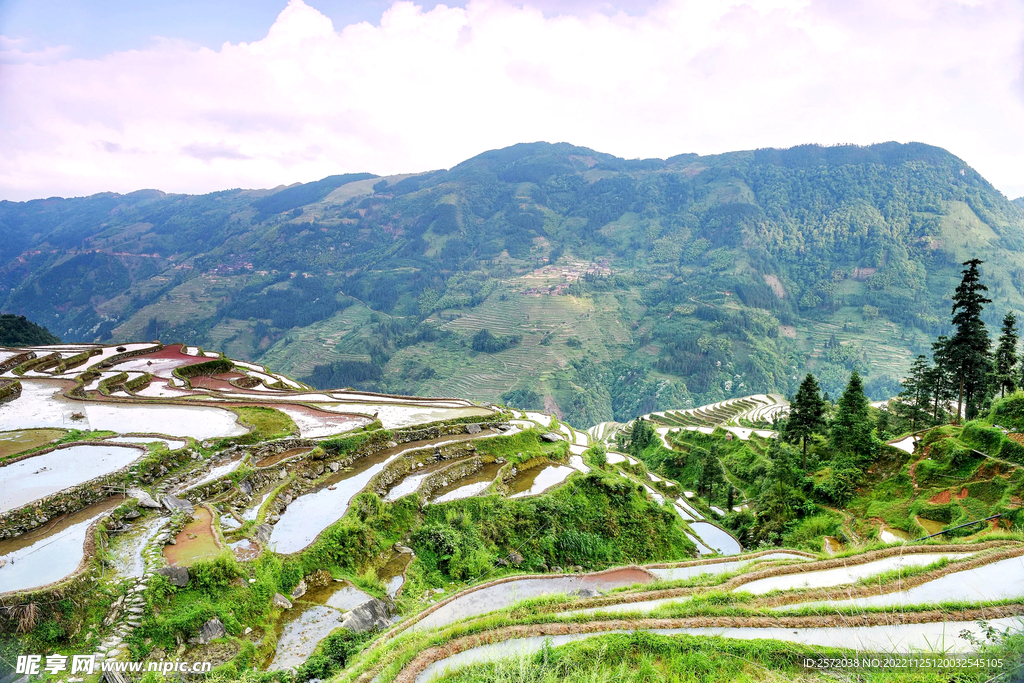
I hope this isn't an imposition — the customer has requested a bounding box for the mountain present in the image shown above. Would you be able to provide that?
[0,313,60,346]
[2,141,1024,427]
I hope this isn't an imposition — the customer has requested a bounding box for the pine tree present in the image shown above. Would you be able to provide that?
[897,355,931,430]
[788,373,826,469]
[994,311,1019,398]
[926,335,955,422]
[830,370,874,461]
[947,259,992,422]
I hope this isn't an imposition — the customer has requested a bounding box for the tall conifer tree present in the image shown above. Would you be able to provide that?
[994,311,1019,398]
[947,259,992,422]
[830,370,873,460]
[788,373,826,469]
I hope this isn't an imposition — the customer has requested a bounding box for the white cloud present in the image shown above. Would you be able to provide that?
[0,0,1022,200]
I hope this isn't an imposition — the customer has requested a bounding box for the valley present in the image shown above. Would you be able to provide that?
[2,338,1024,683]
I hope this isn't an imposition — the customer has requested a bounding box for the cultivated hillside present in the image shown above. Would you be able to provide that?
[3,142,1024,427]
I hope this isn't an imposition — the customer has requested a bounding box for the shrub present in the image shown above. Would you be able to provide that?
[961,422,1005,456]
[990,393,1024,430]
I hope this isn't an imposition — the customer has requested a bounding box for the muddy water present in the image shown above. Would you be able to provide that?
[650,553,810,582]
[412,568,654,631]
[256,447,313,468]
[879,523,911,544]
[0,497,121,592]
[915,517,946,537]
[266,580,373,671]
[415,619,1024,681]
[738,552,974,595]
[380,552,413,597]
[0,428,65,458]
[164,507,222,566]
[688,522,741,556]
[509,465,574,498]
[269,435,483,554]
[431,462,503,503]
[823,537,844,555]
[798,554,1024,610]
[0,444,144,512]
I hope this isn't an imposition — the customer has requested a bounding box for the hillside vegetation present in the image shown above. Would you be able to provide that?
[3,142,1024,426]
[0,313,60,345]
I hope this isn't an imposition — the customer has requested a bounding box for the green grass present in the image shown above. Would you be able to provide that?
[228,406,298,441]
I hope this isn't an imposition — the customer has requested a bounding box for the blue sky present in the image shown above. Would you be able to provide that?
[0,0,1021,201]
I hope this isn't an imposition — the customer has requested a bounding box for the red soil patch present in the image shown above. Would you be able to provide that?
[956,487,969,499]
[929,490,952,504]
[129,344,210,364]
[1008,433,1024,446]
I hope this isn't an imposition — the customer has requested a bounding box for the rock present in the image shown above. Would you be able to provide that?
[230,577,247,588]
[341,598,393,633]
[573,565,583,573]
[540,433,561,443]
[244,627,252,635]
[551,566,563,573]
[268,514,280,524]
[290,579,307,600]
[387,441,398,448]
[466,423,482,435]
[124,509,141,520]
[394,544,414,555]
[156,567,190,587]
[254,524,273,544]
[279,468,288,479]
[198,617,226,644]
[160,495,194,515]
[238,479,253,496]
[272,593,293,609]
[329,462,340,472]
[496,558,508,567]
[509,551,524,566]
[573,587,601,598]
[129,489,162,509]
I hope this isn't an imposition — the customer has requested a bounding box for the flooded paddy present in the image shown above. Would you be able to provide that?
[688,522,741,556]
[509,465,574,498]
[0,497,121,593]
[164,507,223,566]
[266,580,374,671]
[415,619,1024,681]
[1,381,249,438]
[650,552,810,582]
[413,568,654,631]
[256,447,313,468]
[380,552,413,597]
[0,443,143,512]
[794,554,1024,610]
[686,533,713,555]
[274,406,369,439]
[385,459,468,502]
[270,450,407,553]
[431,462,503,503]
[0,428,65,459]
[315,403,494,429]
[738,552,974,595]
[878,523,911,544]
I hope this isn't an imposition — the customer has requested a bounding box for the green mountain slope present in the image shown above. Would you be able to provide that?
[0,313,60,346]
[2,141,1024,426]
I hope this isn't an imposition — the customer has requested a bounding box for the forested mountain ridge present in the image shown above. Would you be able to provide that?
[2,141,1024,427]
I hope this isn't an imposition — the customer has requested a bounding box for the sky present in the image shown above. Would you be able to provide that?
[0,0,1022,202]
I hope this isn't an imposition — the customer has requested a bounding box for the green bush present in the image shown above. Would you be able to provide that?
[990,393,1024,430]
[961,422,1005,456]
[189,555,241,593]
